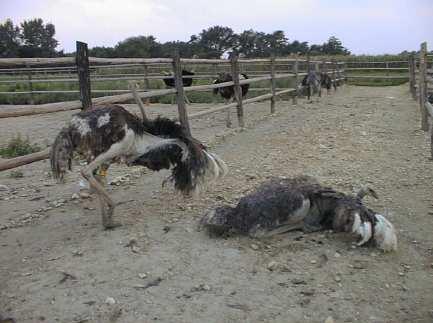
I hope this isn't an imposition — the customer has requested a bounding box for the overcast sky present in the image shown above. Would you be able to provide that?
[1,0,432,54]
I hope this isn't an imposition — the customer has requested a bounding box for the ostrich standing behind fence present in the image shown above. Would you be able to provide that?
[320,73,337,94]
[201,175,397,252]
[163,69,194,104]
[213,72,250,126]
[50,104,227,229]
[299,71,321,101]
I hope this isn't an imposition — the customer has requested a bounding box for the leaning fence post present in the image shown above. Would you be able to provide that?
[292,55,299,105]
[76,41,92,110]
[142,64,151,106]
[230,54,245,128]
[419,42,428,131]
[172,50,192,136]
[270,55,277,114]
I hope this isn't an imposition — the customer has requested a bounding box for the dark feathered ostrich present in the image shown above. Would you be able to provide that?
[200,175,397,252]
[213,72,250,126]
[163,69,194,104]
[213,72,250,101]
[320,73,337,94]
[50,104,228,229]
[299,71,321,101]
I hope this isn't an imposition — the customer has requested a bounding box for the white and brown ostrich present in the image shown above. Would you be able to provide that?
[213,72,250,126]
[200,175,397,252]
[50,104,227,229]
[162,69,194,104]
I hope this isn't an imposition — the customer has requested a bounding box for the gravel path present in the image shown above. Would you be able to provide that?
[1,85,433,323]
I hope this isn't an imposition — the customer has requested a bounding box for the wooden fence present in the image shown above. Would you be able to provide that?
[0,41,346,171]
[409,42,433,158]
[344,60,409,82]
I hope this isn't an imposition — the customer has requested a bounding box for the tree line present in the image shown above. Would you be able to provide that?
[1,18,351,59]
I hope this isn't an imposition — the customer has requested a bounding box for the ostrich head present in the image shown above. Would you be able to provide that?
[199,206,233,236]
[331,189,397,252]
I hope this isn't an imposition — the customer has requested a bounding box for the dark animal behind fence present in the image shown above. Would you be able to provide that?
[163,69,194,88]
[213,73,250,102]
[320,73,336,93]
[300,71,321,100]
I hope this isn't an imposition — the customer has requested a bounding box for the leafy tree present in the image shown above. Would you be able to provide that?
[264,30,289,56]
[0,19,21,58]
[190,26,237,58]
[320,36,350,55]
[287,40,309,54]
[19,18,58,57]
[89,46,116,58]
[159,41,195,58]
[114,36,161,58]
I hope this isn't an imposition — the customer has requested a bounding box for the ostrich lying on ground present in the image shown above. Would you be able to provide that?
[213,72,250,126]
[299,71,321,101]
[163,69,194,104]
[200,175,397,252]
[50,104,227,229]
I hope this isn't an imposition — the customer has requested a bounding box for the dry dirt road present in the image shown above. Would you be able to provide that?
[1,85,433,323]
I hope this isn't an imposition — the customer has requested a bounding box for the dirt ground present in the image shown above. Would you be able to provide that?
[1,85,433,323]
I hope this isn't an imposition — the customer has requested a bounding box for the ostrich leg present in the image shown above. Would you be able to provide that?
[226,97,233,128]
[184,93,191,105]
[80,149,121,229]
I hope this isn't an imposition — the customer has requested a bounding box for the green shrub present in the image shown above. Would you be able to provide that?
[0,134,41,158]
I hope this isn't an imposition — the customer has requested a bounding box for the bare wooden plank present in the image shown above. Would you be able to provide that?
[292,56,299,105]
[142,64,151,105]
[345,67,409,71]
[0,57,74,67]
[231,54,244,127]
[270,55,276,113]
[409,54,417,99]
[0,88,177,118]
[419,42,428,131]
[76,41,92,109]
[346,75,409,79]
[0,148,50,172]
[173,51,191,136]
[89,57,173,64]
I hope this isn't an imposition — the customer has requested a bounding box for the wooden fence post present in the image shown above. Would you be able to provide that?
[270,55,276,114]
[76,41,92,110]
[292,56,299,105]
[317,61,322,97]
[419,42,428,131]
[26,64,35,104]
[172,50,191,136]
[408,53,416,100]
[142,64,151,105]
[331,59,337,91]
[230,54,245,128]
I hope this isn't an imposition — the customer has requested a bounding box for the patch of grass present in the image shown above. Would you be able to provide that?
[0,134,41,158]
[9,170,24,178]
